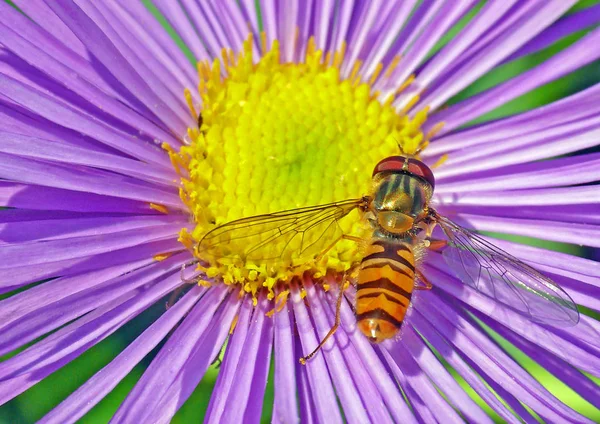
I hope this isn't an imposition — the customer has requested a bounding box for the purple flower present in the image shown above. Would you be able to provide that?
[1,1,600,423]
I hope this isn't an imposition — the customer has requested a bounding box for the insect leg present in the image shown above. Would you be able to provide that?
[424,239,447,252]
[299,274,349,365]
[315,234,363,263]
[414,269,433,290]
[180,260,200,284]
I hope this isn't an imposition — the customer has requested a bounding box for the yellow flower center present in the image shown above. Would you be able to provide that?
[167,35,431,301]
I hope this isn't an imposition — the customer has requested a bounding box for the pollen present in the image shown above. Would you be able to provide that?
[167,35,430,300]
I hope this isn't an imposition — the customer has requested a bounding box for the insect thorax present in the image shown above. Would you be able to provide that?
[372,173,430,217]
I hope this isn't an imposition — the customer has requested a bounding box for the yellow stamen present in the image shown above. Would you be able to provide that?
[260,31,267,53]
[385,55,401,78]
[395,74,415,96]
[198,280,212,288]
[149,203,169,214]
[432,153,449,168]
[400,94,420,116]
[369,63,383,86]
[349,60,363,85]
[332,41,346,69]
[229,314,239,334]
[425,122,446,141]
[167,35,431,301]
[266,289,291,317]
[153,252,173,261]
[184,88,197,119]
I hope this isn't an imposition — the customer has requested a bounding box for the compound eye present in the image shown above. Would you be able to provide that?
[407,158,435,191]
[372,156,406,176]
[372,156,435,191]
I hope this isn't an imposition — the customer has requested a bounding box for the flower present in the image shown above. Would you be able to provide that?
[1,1,600,423]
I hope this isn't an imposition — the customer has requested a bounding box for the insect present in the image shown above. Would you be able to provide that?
[192,154,580,364]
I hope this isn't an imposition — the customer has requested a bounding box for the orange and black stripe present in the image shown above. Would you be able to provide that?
[355,239,415,342]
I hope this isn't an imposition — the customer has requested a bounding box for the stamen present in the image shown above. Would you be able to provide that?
[266,289,290,317]
[395,74,415,96]
[150,203,169,214]
[369,63,383,86]
[168,35,432,302]
[260,31,267,53]
[400,95,420,116]
[332,41,346,69]
[229,314,239,334]
[425,122,445,141]
[432,154,449,168]
[153,252,173,261]
[385,55,401,78]
[184,88,197,119]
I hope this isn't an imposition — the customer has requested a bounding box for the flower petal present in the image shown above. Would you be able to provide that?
[111,285,230,423]
[38,284,205,424]
[272,301,300,424]
[0,254,186,356]
[0,268,186,405]
[290,286,343,424]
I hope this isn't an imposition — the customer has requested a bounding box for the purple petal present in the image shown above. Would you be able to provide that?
[424,260,600,377]
[0,224,186,270]
[435,152,600,192]
[295,335,318,424]
[482,237,600,281]
[111,286,231,423]
[0,183,156,214]
[437,185,600,208]
[38,285,205,424]
[414,0,520,90]
[505,3,600,62]
[0,20,183,147]
[0,239,182,293]
[427,25,600,131]
[152,0,210,61]
[450,214,600,247]
[383,344,464,424]
[221,297,274,424]
[475,310,600,411]
[434,118,600,179]
[0,212,183,244]
[387,1,475,97]
[290,286,343,424]
[0,270,186,405]
[0,254,187,356]
[360,1,417,80]
[410,310,520,423]
[144,291,241,423]
[0,74,171,167]
[46,1,188,134]
[272,300,299,423]
[417,291,593,423]
[0,257,151,328]
[303,282,376,424]
[331,286,418,423]
[316,285,394,424]
[424,83,600,157]
[0,132,179,186]
[203,295,252,423]
[401,324,493,423]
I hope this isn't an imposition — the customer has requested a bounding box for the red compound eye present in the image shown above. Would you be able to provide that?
[372,155,435,190]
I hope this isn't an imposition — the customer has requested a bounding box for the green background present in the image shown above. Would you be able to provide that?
[1,0,599,422]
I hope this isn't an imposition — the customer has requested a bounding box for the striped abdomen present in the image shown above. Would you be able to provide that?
[356,239,415,342]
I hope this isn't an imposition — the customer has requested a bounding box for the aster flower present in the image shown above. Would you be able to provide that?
[1,1,600,423]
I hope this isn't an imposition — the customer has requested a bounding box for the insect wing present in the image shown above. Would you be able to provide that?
[197,199,364,266]
[436,215,579,326]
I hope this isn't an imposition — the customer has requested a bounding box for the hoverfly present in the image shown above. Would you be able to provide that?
[193,154,579,364]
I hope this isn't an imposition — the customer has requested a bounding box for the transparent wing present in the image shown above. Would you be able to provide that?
[434,214,579,326]
[197,198,365,266]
